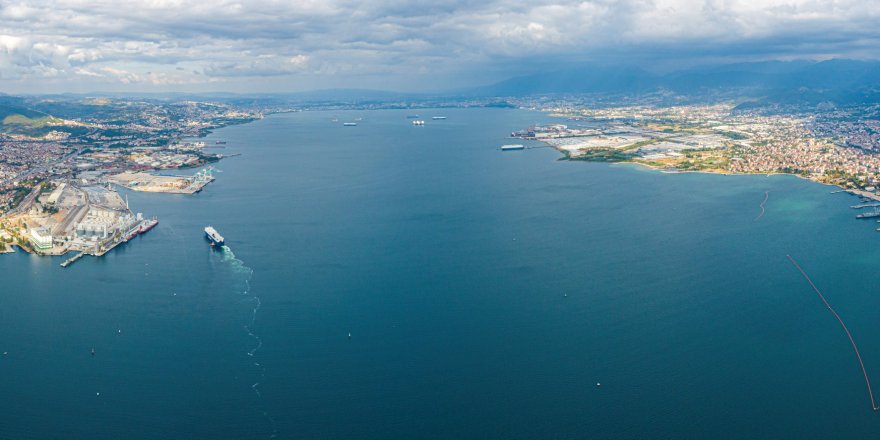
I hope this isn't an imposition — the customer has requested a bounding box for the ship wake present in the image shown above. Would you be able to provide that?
[221,245,278,438]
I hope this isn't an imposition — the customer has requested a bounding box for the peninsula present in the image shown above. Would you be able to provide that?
[0,95,261,261]
[511,101,880,201]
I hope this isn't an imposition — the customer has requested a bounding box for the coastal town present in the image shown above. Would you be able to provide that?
[0,96,262,261]
[10,93,880,259]
[510,102,880,199]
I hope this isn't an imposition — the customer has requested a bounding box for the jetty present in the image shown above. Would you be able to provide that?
[856,211,880,219]
[60,251,85,268]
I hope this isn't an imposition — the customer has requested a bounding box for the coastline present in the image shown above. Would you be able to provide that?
[0,115,259,261]
[549,143,880,202]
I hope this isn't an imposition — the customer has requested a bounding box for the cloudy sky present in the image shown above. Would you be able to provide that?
[1,0,879,93]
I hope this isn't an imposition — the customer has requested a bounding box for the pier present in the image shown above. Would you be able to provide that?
[60,251,85,268]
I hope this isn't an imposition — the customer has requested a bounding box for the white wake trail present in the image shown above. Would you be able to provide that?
[220,245,278,438]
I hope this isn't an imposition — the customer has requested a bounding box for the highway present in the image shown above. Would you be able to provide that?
[6,185,41,216]
[0,144,85,188]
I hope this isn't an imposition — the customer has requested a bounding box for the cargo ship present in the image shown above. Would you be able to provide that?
[139,218,159,234]
[204,226,225,247]
[124,227,139,241]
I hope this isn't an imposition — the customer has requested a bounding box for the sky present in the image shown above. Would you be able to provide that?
[1,0,880,94]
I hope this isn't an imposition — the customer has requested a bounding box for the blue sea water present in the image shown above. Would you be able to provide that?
[3,108,880,438]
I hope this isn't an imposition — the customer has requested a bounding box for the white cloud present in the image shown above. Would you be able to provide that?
[1,0,880,91]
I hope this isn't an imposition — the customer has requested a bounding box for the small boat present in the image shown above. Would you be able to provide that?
[411,120,425,126]
[431,116,447,120]
[343,122,357,126]
[500,144,525,151]
[406,115,419,119]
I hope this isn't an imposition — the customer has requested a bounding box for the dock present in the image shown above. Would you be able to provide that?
[851,203,880,209]
[60,251,85,268]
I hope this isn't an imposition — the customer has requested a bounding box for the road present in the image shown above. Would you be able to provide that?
[0,137,91,187]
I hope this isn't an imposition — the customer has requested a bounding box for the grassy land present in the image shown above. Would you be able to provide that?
[2,114,60,127]
[566,147,634,162]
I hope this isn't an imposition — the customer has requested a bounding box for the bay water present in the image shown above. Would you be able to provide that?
[2,108,880,438]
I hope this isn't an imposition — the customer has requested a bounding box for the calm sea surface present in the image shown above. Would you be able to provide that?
[3,108,880,438]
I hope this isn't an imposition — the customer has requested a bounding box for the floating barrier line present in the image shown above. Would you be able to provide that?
[755,191,770,221]
[787,255,879,411]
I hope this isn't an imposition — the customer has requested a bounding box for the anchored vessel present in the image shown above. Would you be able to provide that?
[204,226,225,247]
[857,211,880,219]
[432,116,447,120]
[500,144,525,151]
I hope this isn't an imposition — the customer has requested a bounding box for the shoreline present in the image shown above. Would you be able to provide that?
[548,143,880,202]
[0,116,258,262]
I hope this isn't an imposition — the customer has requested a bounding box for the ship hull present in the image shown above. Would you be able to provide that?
[139,219,159,234]
[205,232,225,247]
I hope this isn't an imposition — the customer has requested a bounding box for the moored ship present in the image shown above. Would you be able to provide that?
[204,226,225,247]
[124,227,139,241]
[139,218,159,234]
